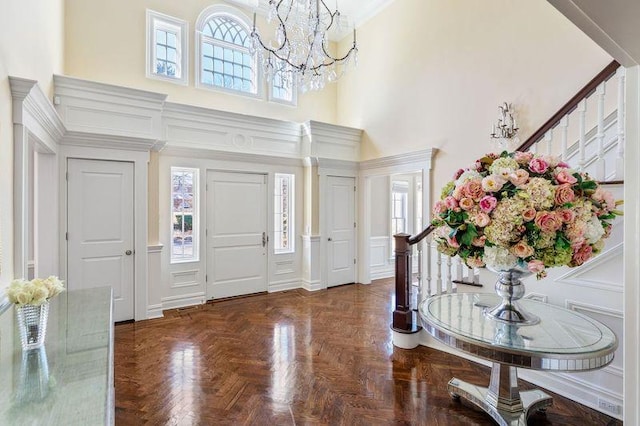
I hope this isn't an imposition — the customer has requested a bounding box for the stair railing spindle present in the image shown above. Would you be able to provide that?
[595,82,606,180]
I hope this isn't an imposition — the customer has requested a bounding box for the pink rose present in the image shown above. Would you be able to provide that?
[444,196,458,209]
[472,235,486,247]
[572,244,593,266]
[472,212,491,228]
[592,187,616,211]
[514,151,534,164]
[510,241,535,258]
[459,197,475,211]
[557,161,570,168]
[555,184,576,205]
[555,169,577,185]
[535,211,563,233]
[433,201,447,215]
[527,259,545,273]
[522,207,537,222]
[529,158,549,174]
[452,186,463,200]
[463,180,485,201]
[446,235,460,249]
[509,169,529,187]
[558,208,576,223]
[465,256,485,268]
[479,196,498,213]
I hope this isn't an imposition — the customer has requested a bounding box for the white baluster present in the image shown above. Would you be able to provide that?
[446,255,453,294]
[467,266,473,283]
[577,99,587,172]
[436,252,443,296]
[531,141,538,155]
[426,240,433,298]
[616,67,625,180]
[544,130,553,156]
[559,116,569,162]
[473,267,480,285]
[416,240,423,304]
[456,257,463,283]
[595,82,606,180]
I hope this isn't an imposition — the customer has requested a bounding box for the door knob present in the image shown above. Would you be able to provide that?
[328,238,333,241]
[125,250,133,255]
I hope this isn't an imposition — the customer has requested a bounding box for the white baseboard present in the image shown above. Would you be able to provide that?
[302,279,322,291]
[370,267,394,280]
[161,292,206,310]
[519,369,623,420]
[269,279,301,292]
[146,304,164,319]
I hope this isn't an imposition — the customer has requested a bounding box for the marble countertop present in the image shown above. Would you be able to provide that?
[0,287,113,425]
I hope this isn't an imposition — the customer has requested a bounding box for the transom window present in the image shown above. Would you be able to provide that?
[197,10,258,96]
[146,10,188,85]
[269,65,297,105]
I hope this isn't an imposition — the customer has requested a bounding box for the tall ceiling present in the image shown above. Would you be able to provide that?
[227,0,396,39]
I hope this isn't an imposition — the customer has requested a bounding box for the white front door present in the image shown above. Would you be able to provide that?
[327,176,356,287]
[67,159,135,322]
[206,171,268,299]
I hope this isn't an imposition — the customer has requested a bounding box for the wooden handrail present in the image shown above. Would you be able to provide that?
[408,224,436,245]
[517,60,620,152]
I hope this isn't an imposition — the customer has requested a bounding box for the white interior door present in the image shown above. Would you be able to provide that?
[207,171,268,299]
[67,159,134,322]
[327,176,356,287]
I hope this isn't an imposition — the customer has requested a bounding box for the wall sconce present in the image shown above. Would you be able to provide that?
[490,102,519,139]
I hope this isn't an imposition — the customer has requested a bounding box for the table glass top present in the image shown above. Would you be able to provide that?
[0,287,113,425]
[420,293,617,358]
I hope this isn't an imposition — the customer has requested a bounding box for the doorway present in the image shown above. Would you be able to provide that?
[66,158,135,322]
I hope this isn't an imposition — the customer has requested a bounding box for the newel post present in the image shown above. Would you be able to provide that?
[392,233,413,331]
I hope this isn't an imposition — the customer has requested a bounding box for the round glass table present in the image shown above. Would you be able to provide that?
[419,293,618,426]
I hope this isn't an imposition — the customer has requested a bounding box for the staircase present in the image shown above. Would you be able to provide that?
[391,60,626,418]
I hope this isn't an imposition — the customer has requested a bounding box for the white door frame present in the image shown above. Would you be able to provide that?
[59,145,149,321]
[357,149,437,285]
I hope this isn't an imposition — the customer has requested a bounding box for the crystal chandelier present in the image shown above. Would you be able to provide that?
[250,0,358,92]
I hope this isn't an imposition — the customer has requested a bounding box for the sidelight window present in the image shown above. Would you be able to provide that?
[171,167,198,262]
[274,173,294,253]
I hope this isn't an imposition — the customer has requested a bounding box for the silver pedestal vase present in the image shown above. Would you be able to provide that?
[485,267,540,326]
[16,302,50,350]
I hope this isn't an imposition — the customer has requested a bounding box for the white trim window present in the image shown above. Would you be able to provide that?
[269,65,297,106]
[196,6,259,97]
[274,173,294,254]
[171,167,198,262]
[391,181,409,236]
[146,10,188,85]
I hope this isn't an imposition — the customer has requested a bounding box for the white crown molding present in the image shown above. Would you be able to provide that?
[352,0,396,30]
[9,76,65,151]
[62,130,163,152]
[359,148,438,172]
[161,146,304,167]
[303,120,362,161]
[54,74,167,141]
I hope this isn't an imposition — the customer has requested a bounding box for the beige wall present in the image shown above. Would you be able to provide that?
[0,0,65,285]
[64,0,337,124]
[337,0,612,202]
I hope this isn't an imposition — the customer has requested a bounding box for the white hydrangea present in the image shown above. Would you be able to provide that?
[585,215,605,244]
[455,170,482,187]
[483,245,518,271]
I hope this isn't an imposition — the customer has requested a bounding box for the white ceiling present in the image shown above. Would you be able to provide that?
[226,0,396,40]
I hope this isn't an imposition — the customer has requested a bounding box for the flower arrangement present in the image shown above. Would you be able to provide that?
[432,151,622,278]
[6,276,65,306]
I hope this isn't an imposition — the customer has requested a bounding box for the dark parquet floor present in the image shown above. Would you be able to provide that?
[115,279,622,426]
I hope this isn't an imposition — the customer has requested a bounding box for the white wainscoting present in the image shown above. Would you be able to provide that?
[370,236,393,280]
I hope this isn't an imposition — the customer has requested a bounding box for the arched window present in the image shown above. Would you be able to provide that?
[196,6,258,96]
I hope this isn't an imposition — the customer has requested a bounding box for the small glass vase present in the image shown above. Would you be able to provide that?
[16,302,50,350]
[485,266,540,326]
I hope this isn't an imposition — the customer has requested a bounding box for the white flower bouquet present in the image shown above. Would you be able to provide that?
[6,276,65,306]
